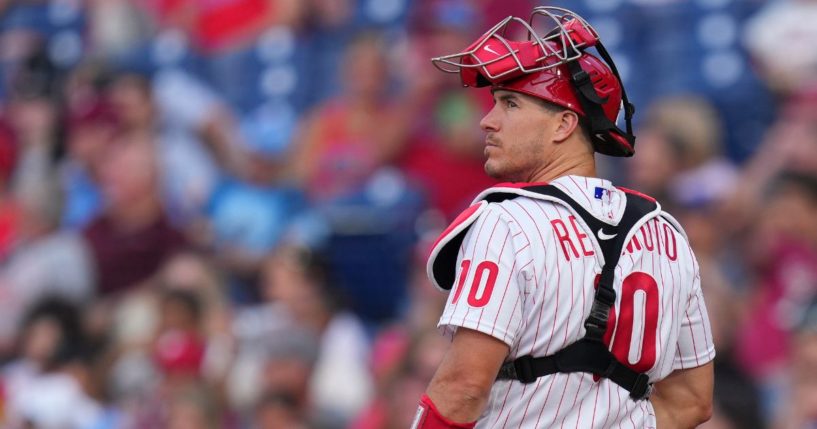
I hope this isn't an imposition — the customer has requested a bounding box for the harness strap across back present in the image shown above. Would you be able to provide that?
[492,185,658,401]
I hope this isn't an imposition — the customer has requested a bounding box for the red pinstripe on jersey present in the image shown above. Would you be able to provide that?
[435,176,715,428]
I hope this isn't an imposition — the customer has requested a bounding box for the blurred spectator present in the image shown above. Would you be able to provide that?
[398,0,495,220]
[120,287,225,429]
[628,95,738,208]
[104,253,229,427]
[664,105,738,209]
[82,131,186,295]
[291,31,407,203]
[205,116,305,301]
[289,31,422,326]
[398,89,494,220]
[261,242,373,427]
[156,251,234,382]
[744,0,817,96]
[227,319,319,427]
[107,69,231,225]
[736,171,817,382]
[723,87,817,236]
[2,297,105,429]
[0,175,93,351]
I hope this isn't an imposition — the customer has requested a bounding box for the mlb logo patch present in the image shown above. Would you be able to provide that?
[594,187,606,199]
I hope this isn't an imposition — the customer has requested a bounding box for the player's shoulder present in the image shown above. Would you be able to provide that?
[426,200,491,291]
[656,209,689,242]
[470,182,572,218]
[654,208,699,272]
[436,199,522,244]
[613,185,687,237]
[427,191,538,292]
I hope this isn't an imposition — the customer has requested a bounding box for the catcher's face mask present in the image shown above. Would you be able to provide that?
[431,7,636,157]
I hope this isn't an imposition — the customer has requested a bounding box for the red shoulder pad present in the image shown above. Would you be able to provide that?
[426,201,488,291]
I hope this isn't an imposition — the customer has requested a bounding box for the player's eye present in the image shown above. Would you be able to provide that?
[505,99,518,108]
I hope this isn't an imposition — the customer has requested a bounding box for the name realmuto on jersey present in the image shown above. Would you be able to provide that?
[551,216,678,262]
[434,177,715,428]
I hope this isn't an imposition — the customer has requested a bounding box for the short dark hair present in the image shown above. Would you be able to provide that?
[531,97,594,144]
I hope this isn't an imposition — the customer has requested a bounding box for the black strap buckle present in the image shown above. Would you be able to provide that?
[511,355,536,384]
[630,373,653,400]
[572,69,591,87]
[594,284,616,306]
[583,321,606,341]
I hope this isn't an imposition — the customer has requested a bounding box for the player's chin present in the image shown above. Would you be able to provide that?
[484,159,506,180]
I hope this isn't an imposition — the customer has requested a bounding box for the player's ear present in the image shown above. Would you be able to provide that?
[552,110,580,144]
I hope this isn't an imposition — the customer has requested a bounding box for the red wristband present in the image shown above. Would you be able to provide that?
[410,393,477,429]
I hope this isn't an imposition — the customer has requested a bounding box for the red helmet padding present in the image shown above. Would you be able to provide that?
[491,52,623,125]
[460,38,545,88]
[563,17,597,47]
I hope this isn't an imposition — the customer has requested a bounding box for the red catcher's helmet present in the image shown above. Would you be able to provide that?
[432,7,636,157]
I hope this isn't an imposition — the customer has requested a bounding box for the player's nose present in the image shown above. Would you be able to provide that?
[480,106,500,132]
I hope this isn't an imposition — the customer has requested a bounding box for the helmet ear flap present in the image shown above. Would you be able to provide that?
[594,129,635,157]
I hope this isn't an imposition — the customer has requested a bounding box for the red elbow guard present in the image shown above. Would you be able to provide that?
[410,394,477,429]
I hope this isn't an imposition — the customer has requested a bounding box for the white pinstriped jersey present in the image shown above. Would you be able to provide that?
[436,175,715,428]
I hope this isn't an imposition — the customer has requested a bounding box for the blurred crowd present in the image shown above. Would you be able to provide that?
[0,0,815,428]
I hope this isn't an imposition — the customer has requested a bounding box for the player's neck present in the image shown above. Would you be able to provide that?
[527,149,596,184]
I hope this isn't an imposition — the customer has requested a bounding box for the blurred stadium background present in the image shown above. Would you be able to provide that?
[0,0,815,428]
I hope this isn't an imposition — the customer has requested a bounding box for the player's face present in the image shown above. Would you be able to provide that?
[479,90,558,182]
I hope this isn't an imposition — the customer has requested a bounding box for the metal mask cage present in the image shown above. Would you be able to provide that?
[430,6,601,83]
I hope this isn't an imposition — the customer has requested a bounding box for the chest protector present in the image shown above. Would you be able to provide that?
[427,183,664,400]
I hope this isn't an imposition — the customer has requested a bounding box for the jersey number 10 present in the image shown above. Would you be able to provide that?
[452,259,498,308]
[453,260,660,374]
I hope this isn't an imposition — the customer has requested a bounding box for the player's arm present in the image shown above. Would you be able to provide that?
[651,241,715,428]
[650,361,714,429]
[417,328,509,427]
[414,205,525,428]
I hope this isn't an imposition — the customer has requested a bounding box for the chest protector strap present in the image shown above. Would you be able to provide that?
[493,185,658,401]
